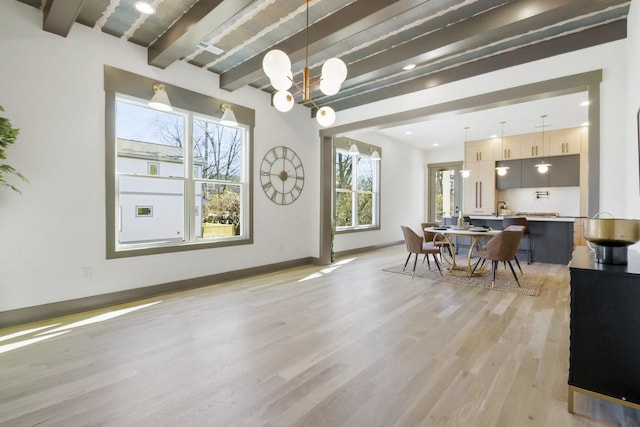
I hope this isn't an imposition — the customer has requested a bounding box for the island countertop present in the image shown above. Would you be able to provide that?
[467,215,578,222]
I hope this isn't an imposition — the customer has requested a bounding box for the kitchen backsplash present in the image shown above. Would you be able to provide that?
[498,187,580,216]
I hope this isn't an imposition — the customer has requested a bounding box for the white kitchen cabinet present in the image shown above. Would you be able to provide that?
[497,135,522,160]
[520,134,548,158]
[462,160,495,214]
[548,128,582,156]
[464,139,497,162]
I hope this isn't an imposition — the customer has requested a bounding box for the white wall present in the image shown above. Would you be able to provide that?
[0,2,320,311]
[627,0,640,218]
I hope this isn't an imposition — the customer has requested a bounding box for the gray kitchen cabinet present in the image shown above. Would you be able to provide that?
[495,159,522,189]
[549,154,580,186]
[521,158,550,187]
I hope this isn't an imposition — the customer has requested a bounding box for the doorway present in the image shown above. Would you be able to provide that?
[428,162,462,222]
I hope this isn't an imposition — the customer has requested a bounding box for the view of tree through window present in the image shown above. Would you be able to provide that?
[115,98,247,247]
[335,150,379,229]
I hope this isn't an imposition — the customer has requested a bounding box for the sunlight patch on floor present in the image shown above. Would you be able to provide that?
[0,331,69,354]
[298,257,357,282]
[0,301,162,354]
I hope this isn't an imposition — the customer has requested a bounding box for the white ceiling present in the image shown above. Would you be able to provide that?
[367,91,589,151]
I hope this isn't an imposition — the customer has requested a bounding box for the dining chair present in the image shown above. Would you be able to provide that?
[470,228,524,288]
[503,216,532,263]
[503,224,526,274]
[421,222,454,259]
[401,226,442,278]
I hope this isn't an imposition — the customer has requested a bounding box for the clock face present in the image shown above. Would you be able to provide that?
[260,146,305,205]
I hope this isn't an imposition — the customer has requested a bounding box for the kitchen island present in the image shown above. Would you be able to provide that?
[444,215,576,264]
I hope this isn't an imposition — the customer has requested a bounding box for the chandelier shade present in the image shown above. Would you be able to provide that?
[316,106,336,127]
[273,91,294,112]
[262,50,291,79]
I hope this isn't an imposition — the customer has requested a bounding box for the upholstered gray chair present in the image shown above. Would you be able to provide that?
[503,224,526,274]
[470,228,524,288]
[503,217,532,263]
[421,222,454,259]
[401,226,442,278]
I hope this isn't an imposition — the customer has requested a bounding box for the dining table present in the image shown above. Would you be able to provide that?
[425,226,502,274]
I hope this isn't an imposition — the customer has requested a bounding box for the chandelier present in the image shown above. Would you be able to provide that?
[261,0,347,127]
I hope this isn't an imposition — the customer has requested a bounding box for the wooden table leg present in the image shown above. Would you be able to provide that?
[568,385,574,413]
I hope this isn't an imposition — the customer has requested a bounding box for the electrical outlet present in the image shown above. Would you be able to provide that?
[81,267,92,279]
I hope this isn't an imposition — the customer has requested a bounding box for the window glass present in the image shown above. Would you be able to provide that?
[334,147,380,230]
[335,152,353,190]
[193,118,242,182]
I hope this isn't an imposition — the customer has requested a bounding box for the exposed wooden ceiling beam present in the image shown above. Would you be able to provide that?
[324,20,626,112]
[42,0,84,37]
[319,0,626,96]
[340,0,580,88]
[218,0,437,92]
[148,0,254,69]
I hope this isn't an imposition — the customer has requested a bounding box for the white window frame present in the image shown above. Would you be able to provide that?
[334,143,380,233]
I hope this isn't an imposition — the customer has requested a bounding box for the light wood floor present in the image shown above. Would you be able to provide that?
[1,245,639,426]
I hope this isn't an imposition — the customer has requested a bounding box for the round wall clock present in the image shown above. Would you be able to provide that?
[260,146,305,205]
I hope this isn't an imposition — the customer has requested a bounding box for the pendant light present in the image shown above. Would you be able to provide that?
[495,121,510,176]
[460,126,471,178]
[262,0,347,127]
[535,115,552,173]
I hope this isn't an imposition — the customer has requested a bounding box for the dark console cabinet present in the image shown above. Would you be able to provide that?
[568,247,640,413]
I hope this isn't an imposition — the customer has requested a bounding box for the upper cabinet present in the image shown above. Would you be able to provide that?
[520,134,548,159]
[499,136,522,160]
[547,127,585,156]
[494,126,585,161]
[465,139,497,163]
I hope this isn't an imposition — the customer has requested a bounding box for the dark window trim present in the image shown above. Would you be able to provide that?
[104,65,255,259]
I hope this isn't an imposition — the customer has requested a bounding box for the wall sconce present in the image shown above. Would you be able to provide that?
[148,83,172,112]
[219,104,238,127]
[347,142,360,156]
[369,147,381,160]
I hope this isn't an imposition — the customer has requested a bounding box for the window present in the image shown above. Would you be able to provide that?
[335,143,380,231]
[136,206,153,217]
[147,162,159,176]
[112,95,250,255]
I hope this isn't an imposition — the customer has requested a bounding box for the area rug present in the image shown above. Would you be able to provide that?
[382,262,545,296]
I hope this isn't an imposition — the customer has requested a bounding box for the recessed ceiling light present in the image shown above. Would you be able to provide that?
[402,64,416,71]
[135,1,155,14]
[404,131,412,135]
[433,143,439,147]
[580,101,590,106]
[582,122,590,127]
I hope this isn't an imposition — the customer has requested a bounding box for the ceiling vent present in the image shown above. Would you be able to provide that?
[197,41,224,56]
